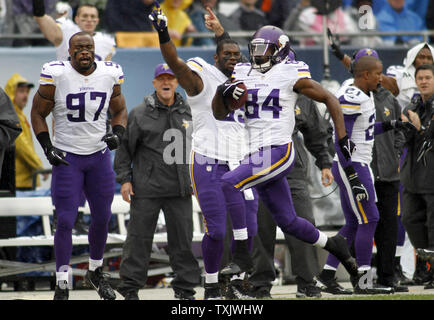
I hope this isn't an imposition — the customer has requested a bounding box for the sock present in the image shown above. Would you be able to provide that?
[313,231,328,248]
[320,267,337,281]
[205,272,219,284]
[233,228,248,240]
[89,258,103,271]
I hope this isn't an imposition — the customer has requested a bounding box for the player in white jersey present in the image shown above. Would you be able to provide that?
[31,32,127,300]
[318,56,414,294]
[329,30,434,110]
[33,1,116,61]
[212,25,363,280]
[149,4,258,299]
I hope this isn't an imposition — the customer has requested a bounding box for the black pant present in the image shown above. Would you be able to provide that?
[118,196,201,294]
[374,180,399,283]
[402,190,434,249]
[249,184,319,289]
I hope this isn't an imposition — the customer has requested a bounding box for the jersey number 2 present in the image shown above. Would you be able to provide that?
[66,92,107,122]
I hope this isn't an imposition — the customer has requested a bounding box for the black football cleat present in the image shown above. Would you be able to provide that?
[416,248,434,263]
[316,275,353,295]
[53,281,69,300]
[324,234,358,277]
[351,270,394,295]
[204,282,223,300]
[295,281,322,298]
[85,267,116,300]
[225,279,252,300]
[220,240,254,277]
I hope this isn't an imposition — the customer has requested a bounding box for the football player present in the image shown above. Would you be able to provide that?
[212,25,362,281]
[31,32,127,300]
[33,0,116,61]
[149,4,258,299]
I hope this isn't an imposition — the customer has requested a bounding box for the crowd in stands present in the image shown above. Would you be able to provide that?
[0,0,432,48]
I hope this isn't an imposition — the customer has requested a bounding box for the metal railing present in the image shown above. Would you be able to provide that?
[0,30,433,43]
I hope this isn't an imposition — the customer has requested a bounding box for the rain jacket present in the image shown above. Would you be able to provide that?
[4,73,44,189]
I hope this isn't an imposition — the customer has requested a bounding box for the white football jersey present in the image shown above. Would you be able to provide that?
[185,57,248,162]
[333,83,376,164]
[232,60,311,152]
[55,17,116,61]
[39,60,124,155]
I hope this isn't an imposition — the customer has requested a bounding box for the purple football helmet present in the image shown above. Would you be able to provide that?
[249,25,291,72]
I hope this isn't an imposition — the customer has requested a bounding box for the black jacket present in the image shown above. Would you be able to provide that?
[288,95,333,188]
[0,87,22,173]
[371,87,405,182]
[114,92,192,198]
[401,94,434,193]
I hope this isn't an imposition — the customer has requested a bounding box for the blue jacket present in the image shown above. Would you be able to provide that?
[376,2,425,43]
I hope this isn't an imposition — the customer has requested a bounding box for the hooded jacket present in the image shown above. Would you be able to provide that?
[0,87,22,177]
[395,42,434,110]
[5,73,43,189]
[161,0,194,47]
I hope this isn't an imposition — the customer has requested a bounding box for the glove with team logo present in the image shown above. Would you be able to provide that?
[343,165,369,202]
[101,125,125,150]
[218,79,246,101]
[382,120,416,133]
[148,1,170,44]
[327,28,345,61]
[337,135,356,161]
[36,132,69,166]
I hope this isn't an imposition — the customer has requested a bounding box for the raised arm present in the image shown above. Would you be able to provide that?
[328,28,399,96]
[33,0,63,47]
[148,2,203,96]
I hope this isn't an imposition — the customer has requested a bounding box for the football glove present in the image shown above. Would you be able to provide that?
[416,139,433,166]
[148,1,168,32]
[338,135,356,161]
[32,0,45,17]
[218,79,246,101]
[327,28,345,61]
[382,120,416,132]
[101,125,125,151]
[344,165,369,202]
[45,146,69,166]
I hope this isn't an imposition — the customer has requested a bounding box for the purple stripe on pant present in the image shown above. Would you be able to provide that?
[326,161,379,268]
[220,143,321,246]
[190,152,258,274]
[51,148,115,271]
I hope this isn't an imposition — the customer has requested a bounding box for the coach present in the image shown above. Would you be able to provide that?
[401,64,434,290]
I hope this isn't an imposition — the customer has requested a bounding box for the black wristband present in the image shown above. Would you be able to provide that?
[158,28,171,44]
[33,0,46,17]
[112,125,126,139]
[36,131,52,153]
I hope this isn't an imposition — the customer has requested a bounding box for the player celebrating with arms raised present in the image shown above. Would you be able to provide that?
[31,32,127,300]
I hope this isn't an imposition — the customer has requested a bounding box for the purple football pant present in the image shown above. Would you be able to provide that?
[326,161,379,269]
[220,143,321,246]
[51,148,115,271]
[190,152,258,274]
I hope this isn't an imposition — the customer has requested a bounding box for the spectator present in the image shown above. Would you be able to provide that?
[4,73,48,191]
[254,0,291,28]
[291,0,359,46]
[105,0,154,33]
[229,0,267,46]
[405,0,429,26]
[376,0,425,45]
[0,0,14,46]
[249,94,336,299]
[161,0,197,47]
[0,87,22,181]
[33,0,116,61]
[114,64,201,300]
[400,64,434,290]
[13,0,56,47]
